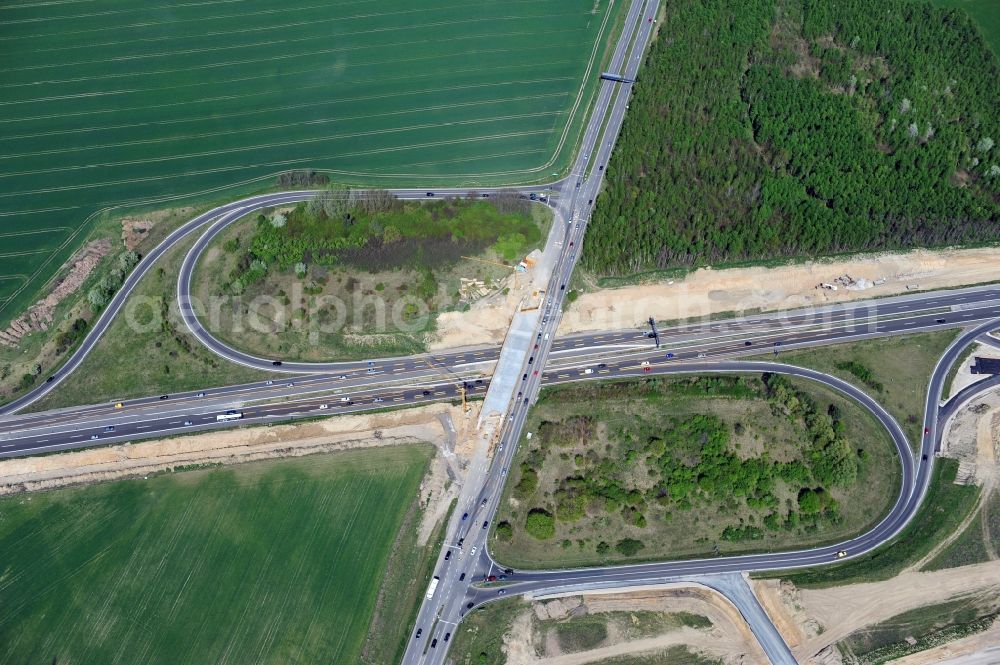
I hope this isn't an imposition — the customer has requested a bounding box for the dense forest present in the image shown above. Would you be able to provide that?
[583,0,1000,275]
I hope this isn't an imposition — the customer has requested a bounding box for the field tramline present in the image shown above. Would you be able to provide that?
[0,0,625,327]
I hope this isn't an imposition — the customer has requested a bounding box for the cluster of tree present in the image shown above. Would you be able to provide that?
[515,374,862,544]
[764,373,860,487]
[224,188,538,293]
[15,366,42,391]
[582,0,1000,276]
[834,360,883,392]
[86,251,141,310]
[275,170,329,188]
[54,317,89,355]
[595,538,645,557]
[495,521,514,541]
[524,508,555,540]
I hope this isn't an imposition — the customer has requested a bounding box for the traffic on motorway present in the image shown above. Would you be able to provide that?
[5,289,1000,458]
[1,0,998,660]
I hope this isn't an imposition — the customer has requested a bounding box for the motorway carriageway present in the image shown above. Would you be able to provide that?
[3,287,1000,457]
[415,320,998,665]
[0,187,561,416]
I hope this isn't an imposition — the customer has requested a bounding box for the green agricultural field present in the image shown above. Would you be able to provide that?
[0,445,431,664]
[0,0,626,329]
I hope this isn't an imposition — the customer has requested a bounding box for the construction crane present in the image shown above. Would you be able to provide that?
[461,255,520,272]
[420,356,470,414]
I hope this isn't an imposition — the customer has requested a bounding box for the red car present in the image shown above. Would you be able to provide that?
[533,369,539,376]
[643,366,652,373]
[924,427,930,435]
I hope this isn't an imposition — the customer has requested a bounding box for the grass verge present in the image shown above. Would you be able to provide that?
[769,459,980,587]
[923,486,994,571]
[448,598,528,665]
[29,231,273,411]
[0,201,223,405]
[361,484,453,664]
[769,331,959,450]
[587,648,722,665]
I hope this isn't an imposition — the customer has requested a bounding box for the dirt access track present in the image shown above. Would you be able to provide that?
[431,245,1000,348]
[754,561,1000,664]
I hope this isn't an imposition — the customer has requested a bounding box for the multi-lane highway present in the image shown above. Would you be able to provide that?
[2,0,999,659]
[0,187,558,415]
[402,322,1000,665]
[4,286,1000,458]
[400,0,670,661]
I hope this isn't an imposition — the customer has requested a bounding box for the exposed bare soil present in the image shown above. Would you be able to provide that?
[940,386,1000,489]
[432,246,1000,346]
[754,395,1000,664]
[0,402,477,503]
[890,618,1000,665]
[0,239,111,348]
[499,585,768,665]
[562,247,1000,334]
[755,561,1000,663]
